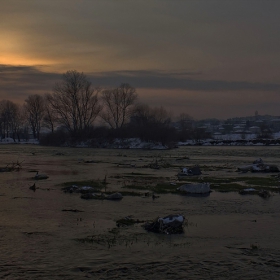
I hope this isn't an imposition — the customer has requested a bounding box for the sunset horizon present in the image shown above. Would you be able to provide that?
[1,0,279,119]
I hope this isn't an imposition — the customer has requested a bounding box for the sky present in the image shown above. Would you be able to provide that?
[1,0,280,120]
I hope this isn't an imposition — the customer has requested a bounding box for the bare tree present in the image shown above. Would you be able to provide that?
[48,70,101,135]
[0,100,10,138]
[44,93,58,133]
[0,100,21,140]
[130,104,176,145]
[17,105,29,141]
[24,94,45,140]
[132,104,172,126]
[177,113,193,128]
[131,103,151,125]
[150,106,172,125]
[176,113,193,141]
[10,104,21,141]
[101,83,137,129]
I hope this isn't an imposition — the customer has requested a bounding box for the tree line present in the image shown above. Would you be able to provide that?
[0,70,210,146]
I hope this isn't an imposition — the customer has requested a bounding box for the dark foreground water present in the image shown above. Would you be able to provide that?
[0,145,280,279]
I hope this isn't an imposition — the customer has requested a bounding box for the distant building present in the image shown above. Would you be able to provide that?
[249,126,261,134]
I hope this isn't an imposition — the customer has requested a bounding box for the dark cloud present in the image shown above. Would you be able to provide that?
[0,65,39,73]
[0,65,279,104]
[0,65,60,101]
[88,70,280,92]
[0,65,279,118]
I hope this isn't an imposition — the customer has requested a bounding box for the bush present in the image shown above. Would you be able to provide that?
[39,130,69,146]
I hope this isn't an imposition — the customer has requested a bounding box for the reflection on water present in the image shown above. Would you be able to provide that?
[0,145,280,279]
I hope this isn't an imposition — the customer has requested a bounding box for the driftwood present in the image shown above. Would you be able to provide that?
[0,160,23,172]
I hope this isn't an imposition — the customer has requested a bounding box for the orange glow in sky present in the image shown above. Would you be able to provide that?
[1,0,280,119]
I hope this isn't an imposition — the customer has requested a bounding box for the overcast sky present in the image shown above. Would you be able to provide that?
[1,0,279,119]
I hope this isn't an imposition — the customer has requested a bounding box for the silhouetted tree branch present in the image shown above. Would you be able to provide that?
[24,94,45,140]
[101,83,137,129]
[48,70,102,137]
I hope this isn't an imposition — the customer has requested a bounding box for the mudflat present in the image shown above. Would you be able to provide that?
[1,144,280,279]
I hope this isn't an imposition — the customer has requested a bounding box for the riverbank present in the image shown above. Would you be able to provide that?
[2,136,280,150]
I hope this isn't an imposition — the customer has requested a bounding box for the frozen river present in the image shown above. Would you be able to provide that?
[0,145,280,279]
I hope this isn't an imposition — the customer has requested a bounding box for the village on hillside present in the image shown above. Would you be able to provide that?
[188,113,280,141]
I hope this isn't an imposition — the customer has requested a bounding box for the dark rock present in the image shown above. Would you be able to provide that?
[29,183,36,191]
[143,214,185,234]
[80,193,96,199]
[106,192,123,200]
[239,188,257,195]
[258,190,270,198]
